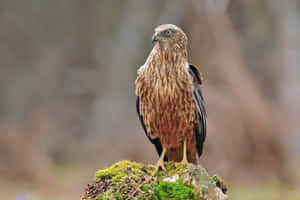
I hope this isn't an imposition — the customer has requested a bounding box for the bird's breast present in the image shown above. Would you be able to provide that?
[135,63,198,147]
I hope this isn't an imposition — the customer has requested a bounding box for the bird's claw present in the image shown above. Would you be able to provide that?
[175,158,189,168]
[152,159,166,176]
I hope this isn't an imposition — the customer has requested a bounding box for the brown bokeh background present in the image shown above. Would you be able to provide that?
[0,0,299,199]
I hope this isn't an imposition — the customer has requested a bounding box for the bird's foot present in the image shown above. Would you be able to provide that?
[148,162,167,169]
[152,159,166,176]
[175,158,189,168]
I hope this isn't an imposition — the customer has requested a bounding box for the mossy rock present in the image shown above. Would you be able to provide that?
[81,160,228,200]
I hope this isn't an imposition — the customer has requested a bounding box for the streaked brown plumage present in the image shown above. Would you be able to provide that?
[135,24,206,173]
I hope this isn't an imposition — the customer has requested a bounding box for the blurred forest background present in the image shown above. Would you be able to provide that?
[0,0,300,199]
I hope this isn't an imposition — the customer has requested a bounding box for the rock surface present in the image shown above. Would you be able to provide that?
[81,160,228,200]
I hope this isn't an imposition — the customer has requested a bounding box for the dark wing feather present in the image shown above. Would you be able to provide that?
[188,65,207,157]
[136,96,168,161]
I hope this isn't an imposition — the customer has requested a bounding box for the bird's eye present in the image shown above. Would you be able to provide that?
[164,30,171,36]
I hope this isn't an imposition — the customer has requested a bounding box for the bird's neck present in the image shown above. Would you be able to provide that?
[136,45,191,93]
[151,44,188,67]
[140,45,189,86]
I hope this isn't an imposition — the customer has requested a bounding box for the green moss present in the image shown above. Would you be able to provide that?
[95,160,152,186]
[212,175,224,185]
[153,179,198,200]
[97,196,109,200]
[212,175,227,194]
[187,164,217,198]
[141,184,151,192]
[82,160,227,200]
[165,161,188,178]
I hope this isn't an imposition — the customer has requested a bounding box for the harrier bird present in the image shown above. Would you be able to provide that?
[135,24,206,174]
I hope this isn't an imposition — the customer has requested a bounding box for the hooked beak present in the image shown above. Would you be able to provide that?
[152,32,158,43]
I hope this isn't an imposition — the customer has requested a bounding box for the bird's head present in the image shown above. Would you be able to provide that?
[152,24,187,51]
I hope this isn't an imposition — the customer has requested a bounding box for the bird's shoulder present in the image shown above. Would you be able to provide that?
[187,64,203,85]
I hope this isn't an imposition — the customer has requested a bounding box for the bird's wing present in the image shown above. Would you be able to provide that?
[188,64,207,157]
[136,96,168,161]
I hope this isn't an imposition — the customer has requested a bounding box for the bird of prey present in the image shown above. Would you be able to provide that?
[135,24,206,174]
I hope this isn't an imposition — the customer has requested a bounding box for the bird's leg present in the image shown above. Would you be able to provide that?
[176,139,189,166]
[181,139,188,164]
[152,148,167,176]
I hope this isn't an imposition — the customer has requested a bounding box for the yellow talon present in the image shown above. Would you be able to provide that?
[175,139,189,167]
[175,159,188,167]
[152,148,167,176]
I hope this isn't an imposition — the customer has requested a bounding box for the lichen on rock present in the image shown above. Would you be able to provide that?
[81,160,228,200]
